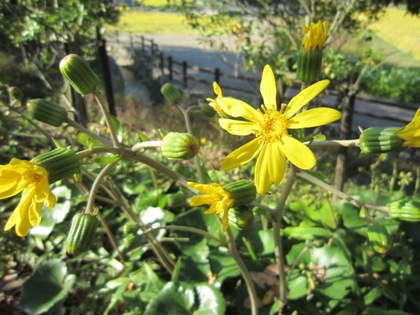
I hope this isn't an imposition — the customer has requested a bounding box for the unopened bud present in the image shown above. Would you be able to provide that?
[389,198,420,222]
[161,83,182,105]
[59,54,99,96]
[27,99,67,127]
[66,212,98,255]
[359,127,404,154]
[161,132,200,160]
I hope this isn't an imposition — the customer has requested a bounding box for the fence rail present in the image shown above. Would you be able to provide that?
[106,32,418,127]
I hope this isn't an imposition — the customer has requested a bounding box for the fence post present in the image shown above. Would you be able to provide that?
[334,71,358,191]
[159,52,164,75]
[141,36,145,52]
[98,39,117,117]
[182,61,188,88]
[130,33,133,49]
[214,68,220,83]
[168,56,173,80]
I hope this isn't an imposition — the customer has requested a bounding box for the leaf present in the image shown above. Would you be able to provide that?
[19,260,75,315]
[194,284,226,315]
[283,226,333,240]
[144,282,194,315]
[77,132,103,149]
[287,269,308,300]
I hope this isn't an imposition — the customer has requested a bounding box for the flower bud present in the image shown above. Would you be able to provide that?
[66,212,98,255]
[166,191,187,210]
[201,102,216,118]
[228,206,254,230]
[59,54,99,96]
[27,99,68,127]
[224,180,256,207]
[32,148,80,184]
[161,132,200,160]
[296,49,323,84]
[160,83,182,105]
[389,199,420,222]
[359,127,404,154]
[367,223,390,254]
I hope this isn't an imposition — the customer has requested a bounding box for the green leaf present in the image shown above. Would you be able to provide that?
[287,269,308,300]
[194,284,226,315]
[144,282,194,315]
[19,260,76,315]
[283,226,333,240]
[77,132,103,149]
[91,155,120,165]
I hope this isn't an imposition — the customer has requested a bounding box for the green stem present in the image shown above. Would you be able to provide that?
[85,162,116,214]
[298,171,389,212]
[96,211,125,262]
[273,167,297,310]
[177,105,205,183]
[307,139,360,148]
[93,92,120,147]
[131,140,162,152]
[225,226,259,315]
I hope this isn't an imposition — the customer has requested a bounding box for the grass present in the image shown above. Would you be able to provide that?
[107,10,197,35]
[369,8,420,62]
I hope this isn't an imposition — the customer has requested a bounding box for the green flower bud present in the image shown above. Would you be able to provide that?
[27,99,68,127]
[359,127,404,154]
[228,206,254,230]
[32,148,80,184]
[201,102,216,118]
[161,83,182,105]
[161,132,200,160]
[166,191,187,210]
[389,198,420,222]
[224,180,256,207]
[367,223,390,254]
[296,49,323,84]
[59,54,99,96]
[66,212,98,255]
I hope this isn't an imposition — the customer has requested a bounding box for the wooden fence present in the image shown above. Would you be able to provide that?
[106,32,418,127]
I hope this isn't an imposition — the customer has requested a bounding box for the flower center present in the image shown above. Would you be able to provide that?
[254,105,289,143]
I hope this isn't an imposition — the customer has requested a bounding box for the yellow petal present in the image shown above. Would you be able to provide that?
[280,136,316,170]
[254,143,286,195]
[288,108,341,129]
[286,80,330,118]
[190,194,218,206]
[221,209,229,231]
[213,82,223,97]
[219,119,257,136]
[260,65,277,111]
[222,138,262,170]
[218,97,261,122]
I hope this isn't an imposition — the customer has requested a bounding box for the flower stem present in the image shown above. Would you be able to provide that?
[273,167,297,310]
[131,141,162,152]
[93,92,120,147]
[65,117,113,147]
[225,226,259,315]
[85,162,116,214]
[308,139,360,148]
[298,171,389,212]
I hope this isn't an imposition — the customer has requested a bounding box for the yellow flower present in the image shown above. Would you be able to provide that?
[302,21,328,52]
[1,158,56,237]
[398,108,420,147]
[187,182,233,231]
[206,82,230,118]
[217,65,341,195]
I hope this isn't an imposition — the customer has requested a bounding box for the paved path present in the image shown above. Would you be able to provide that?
[109,33,418,129]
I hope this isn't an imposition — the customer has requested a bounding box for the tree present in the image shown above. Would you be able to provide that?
[0,0,122,92]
